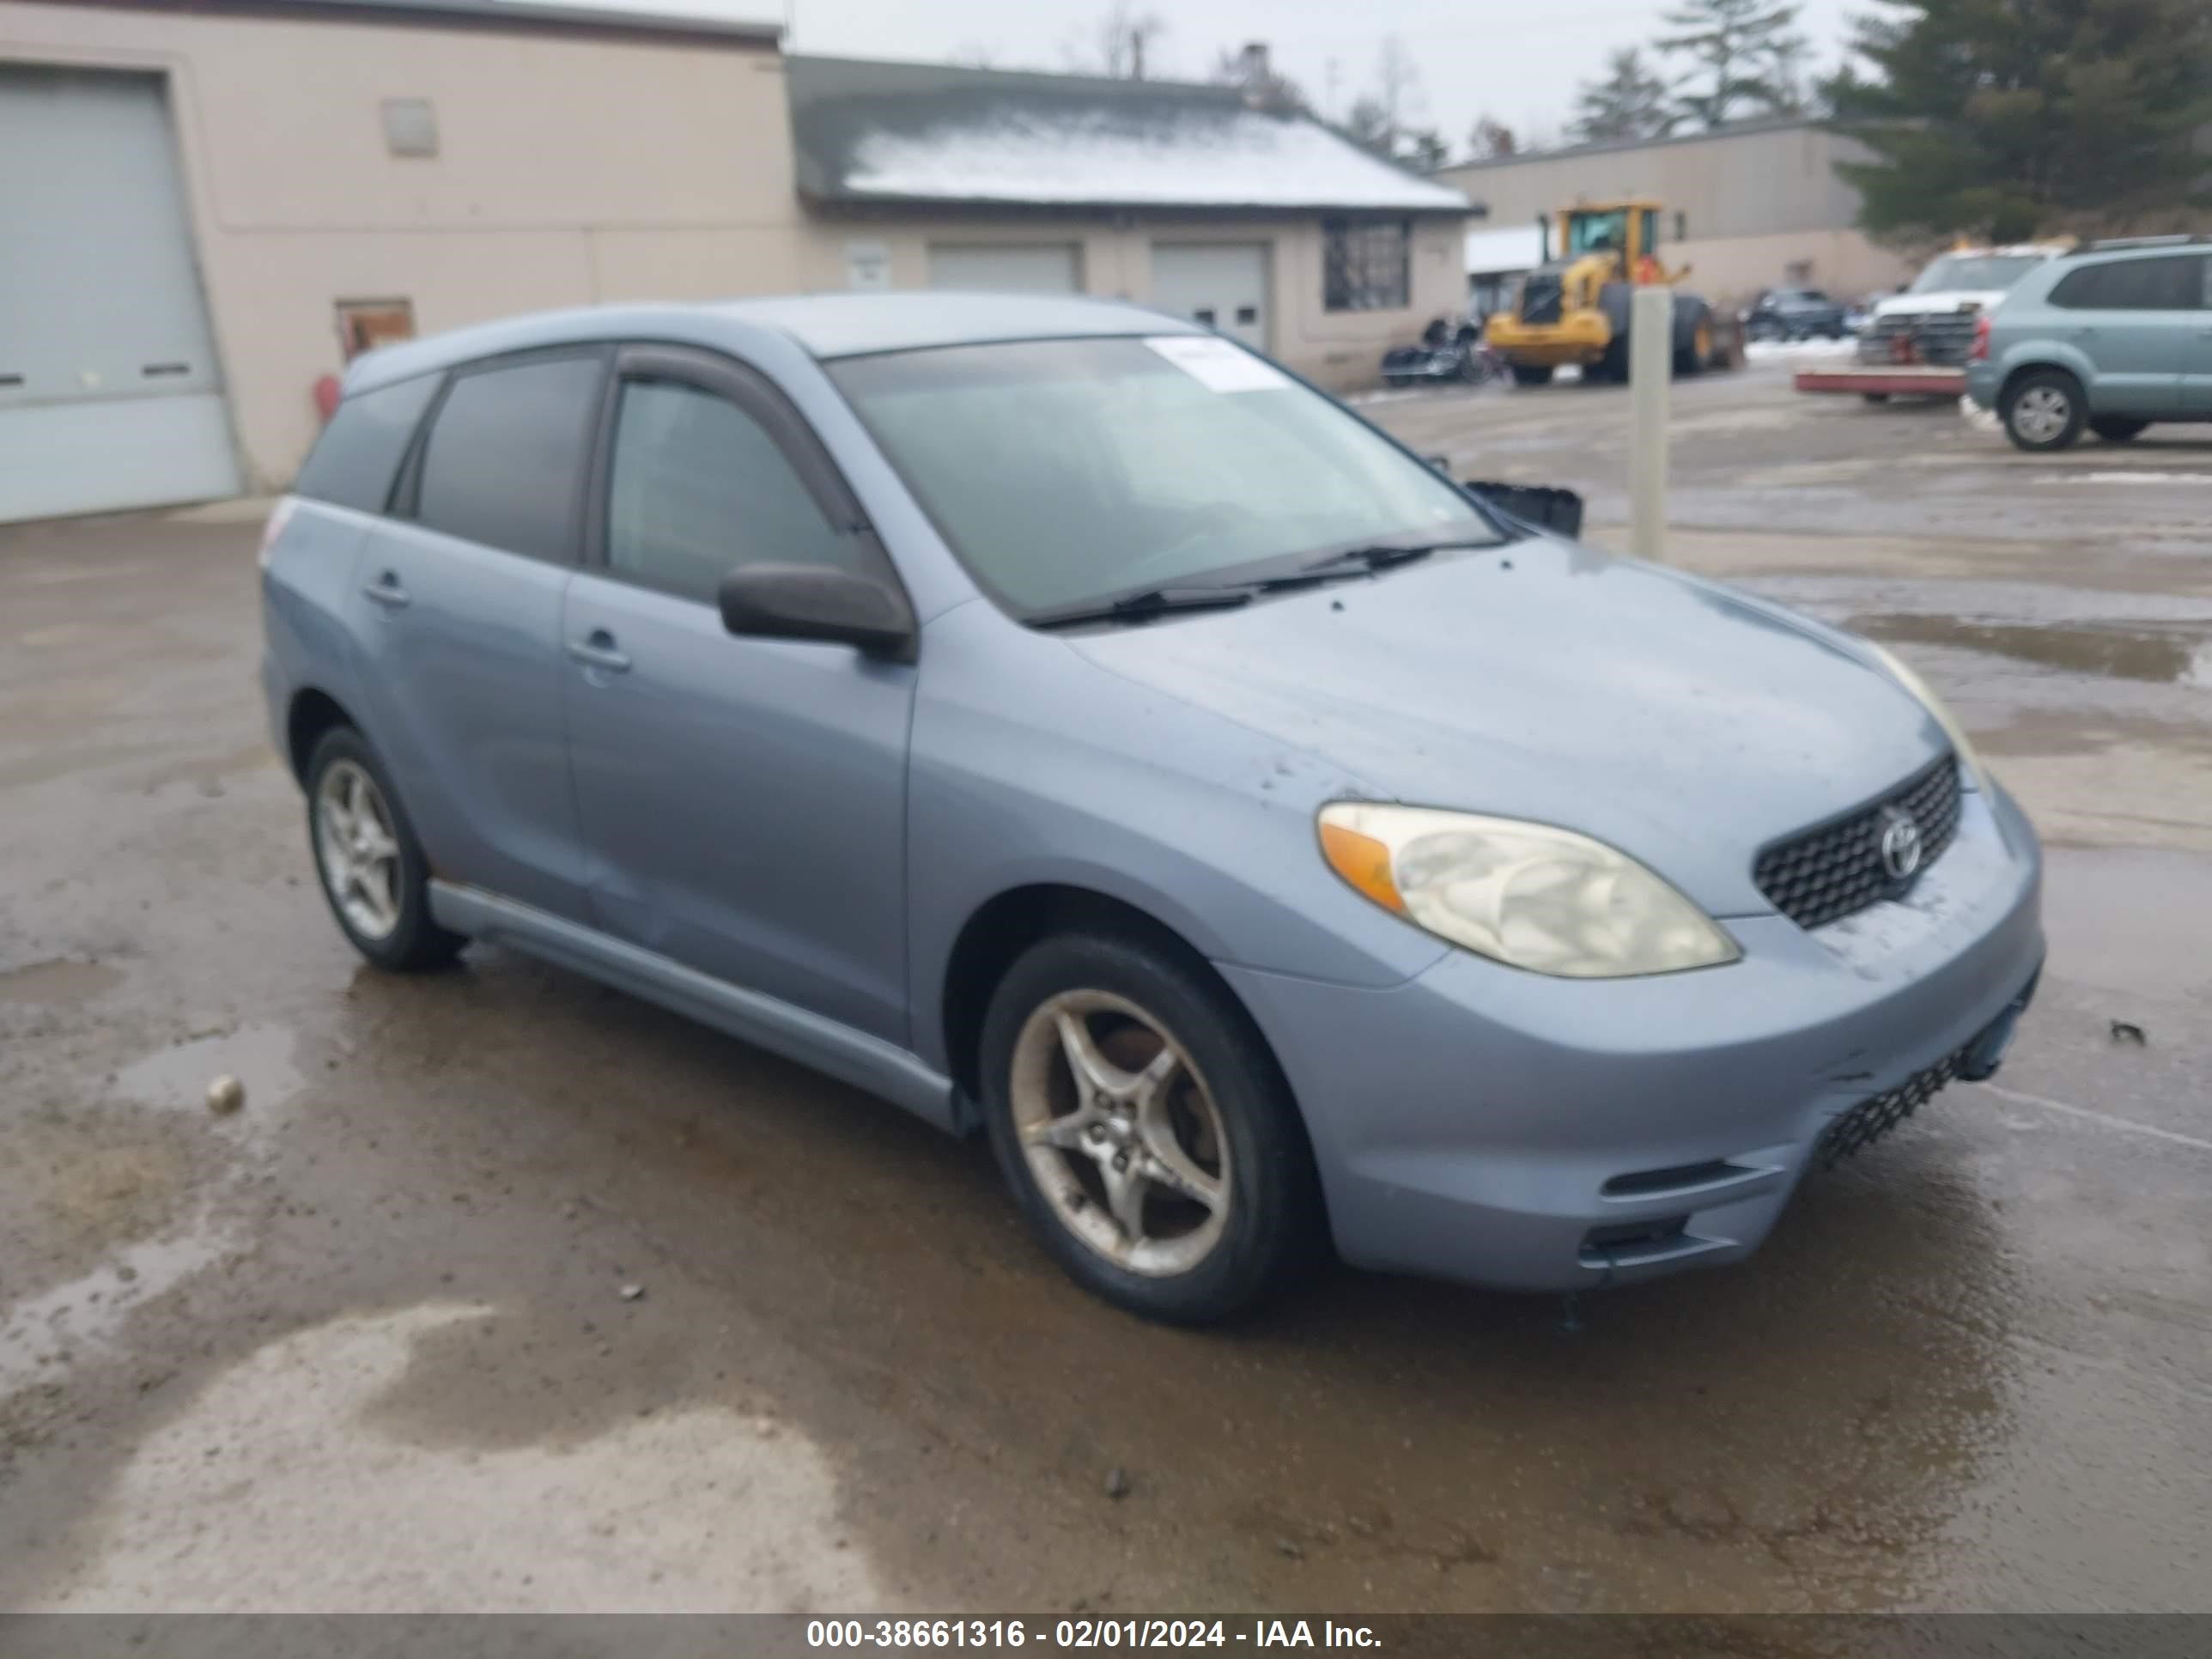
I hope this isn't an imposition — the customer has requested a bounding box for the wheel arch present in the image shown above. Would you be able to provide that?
[285,687,357,783]
[936,881,1316,1144]
[1996,356,2087,411]
[941,884,1224,1104]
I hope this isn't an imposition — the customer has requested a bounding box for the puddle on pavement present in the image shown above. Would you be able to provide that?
[0,1209,243,1382]
[115,1024,307,1126]
[1850,613,2212,687]
[0,957,122,1006]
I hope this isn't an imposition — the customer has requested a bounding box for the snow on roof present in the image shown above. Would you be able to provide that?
[789,56,1472,216]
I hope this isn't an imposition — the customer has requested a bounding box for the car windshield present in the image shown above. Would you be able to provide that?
[827,336,1498,617]
[1909,255,2045,295]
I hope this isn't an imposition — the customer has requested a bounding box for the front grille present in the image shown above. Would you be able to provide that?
[1819,1048,1961,1165]
[1520,276,1563,325]
[1857,312,1978,367]
[1754,754,1964,930]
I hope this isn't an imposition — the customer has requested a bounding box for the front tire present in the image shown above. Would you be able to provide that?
[1673,307,1714,376]
[2002,368,2086,453]
[1510,363,1554,387]
[2090,416,2148,443]
[305,727,465,972]
[979,931,1320,1324]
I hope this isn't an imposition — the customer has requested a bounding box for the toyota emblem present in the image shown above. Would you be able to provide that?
[1879,805,1923,883]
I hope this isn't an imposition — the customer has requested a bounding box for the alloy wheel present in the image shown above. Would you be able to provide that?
[1008,989,1231,1277]
[314,758,403,942]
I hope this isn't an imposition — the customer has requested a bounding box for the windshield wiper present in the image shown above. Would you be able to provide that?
[1297,538,1496,575]
[1025,586,1256,630]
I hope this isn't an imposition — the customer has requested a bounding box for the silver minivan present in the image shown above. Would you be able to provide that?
[264,294,2045,1323]
[1968,237,2212,451]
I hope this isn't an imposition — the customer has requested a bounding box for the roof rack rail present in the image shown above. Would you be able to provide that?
[2066,233,2211,256]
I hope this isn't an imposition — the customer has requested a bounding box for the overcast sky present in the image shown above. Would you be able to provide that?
[580,0,1869,158]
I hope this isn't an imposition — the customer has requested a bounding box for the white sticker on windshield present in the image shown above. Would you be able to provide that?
[1143,334,1291,393]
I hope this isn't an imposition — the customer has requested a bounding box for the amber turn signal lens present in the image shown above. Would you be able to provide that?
[1319,820,1406,914]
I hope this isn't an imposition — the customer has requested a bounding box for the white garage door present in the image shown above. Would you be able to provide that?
[927,243,1082,294]
[1149,243,1268,350]
[0,66,241,524]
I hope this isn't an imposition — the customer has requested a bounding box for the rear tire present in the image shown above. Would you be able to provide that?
[1510,363,1554,387]
[2090,416,2148,443]
[2002,368,2086,453]
[304,727,465,973]
[979,930,1321,1325]
[1673,305,1715,376]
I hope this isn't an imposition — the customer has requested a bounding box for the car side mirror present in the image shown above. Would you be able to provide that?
[1462,480,1584,539]
[718,562,915,660]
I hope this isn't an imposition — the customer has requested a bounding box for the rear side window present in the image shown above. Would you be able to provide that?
[2050,255,2206,311]
[605,379,866,604]
[293,372,440,513]
[415,354,603,562]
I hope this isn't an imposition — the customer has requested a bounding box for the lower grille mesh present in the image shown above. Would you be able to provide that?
[1820,1047,1962,1164]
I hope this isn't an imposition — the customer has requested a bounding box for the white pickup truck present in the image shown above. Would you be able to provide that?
[1856,243,2071,369]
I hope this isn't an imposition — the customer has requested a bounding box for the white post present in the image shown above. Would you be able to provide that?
[1628,285,1673,563]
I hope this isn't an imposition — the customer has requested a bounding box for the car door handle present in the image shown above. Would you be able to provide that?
[361,573,410,609]
[566,631,631,673]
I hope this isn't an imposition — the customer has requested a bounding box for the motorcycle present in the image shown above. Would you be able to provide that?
[1381,320,1501,389]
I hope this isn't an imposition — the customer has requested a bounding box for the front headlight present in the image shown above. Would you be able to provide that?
[1317,803,1741,979]
[1865,641,1987,790]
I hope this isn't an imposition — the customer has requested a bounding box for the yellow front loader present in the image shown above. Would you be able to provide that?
[1485,198,1733,386]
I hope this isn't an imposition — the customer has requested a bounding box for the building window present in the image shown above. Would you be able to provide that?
[1674,210,1688,242]
[1322,219,1410,312]
[335,299,416,362]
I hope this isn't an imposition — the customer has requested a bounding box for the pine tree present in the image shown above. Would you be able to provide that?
[1571,48,1676,143]
[1826,0,2212,242]
[1405,129,1450,171]
[1656,0,1810,130]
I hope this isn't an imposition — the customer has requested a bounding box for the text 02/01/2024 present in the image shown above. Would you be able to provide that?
[804,1620,1382,1648]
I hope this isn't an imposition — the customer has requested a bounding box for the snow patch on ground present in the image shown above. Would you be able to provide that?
[1744,337,1860,362]
[2037,471,2212,486]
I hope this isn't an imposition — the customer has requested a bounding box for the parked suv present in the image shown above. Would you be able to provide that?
[264,295,2044,1323]
[1968,236,2212,451]
[1741,288,1849,342]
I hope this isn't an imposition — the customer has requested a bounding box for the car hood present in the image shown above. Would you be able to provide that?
[1069,539,1947,915]
[1875,291,2010,318]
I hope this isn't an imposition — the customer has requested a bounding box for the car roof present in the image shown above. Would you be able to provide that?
[344,292,1200,396]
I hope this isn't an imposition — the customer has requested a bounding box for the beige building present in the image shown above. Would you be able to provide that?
[0,2,1472,521]
[1436,118,1914,309]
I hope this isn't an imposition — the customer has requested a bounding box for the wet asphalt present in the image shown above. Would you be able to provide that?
[0,358,2206,1613]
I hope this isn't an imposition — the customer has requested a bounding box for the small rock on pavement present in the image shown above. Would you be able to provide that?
[205,1074,245,1115]
[618,1284,645,1302]
[2110,1020,2148,1046]
[1277,1538,1304,1560]
[1103,1466,1131,1500]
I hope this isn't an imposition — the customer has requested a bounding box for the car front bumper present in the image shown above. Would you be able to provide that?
[1219,781,2045,1293]
[1965,363,2000,409]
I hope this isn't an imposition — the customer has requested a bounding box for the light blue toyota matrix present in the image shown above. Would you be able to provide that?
[261,294,2044,1323]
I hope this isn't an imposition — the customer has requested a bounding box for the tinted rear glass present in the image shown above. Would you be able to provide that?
[415,354,603,562]
[293,372,440,514]
[2050,254,2206,311]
